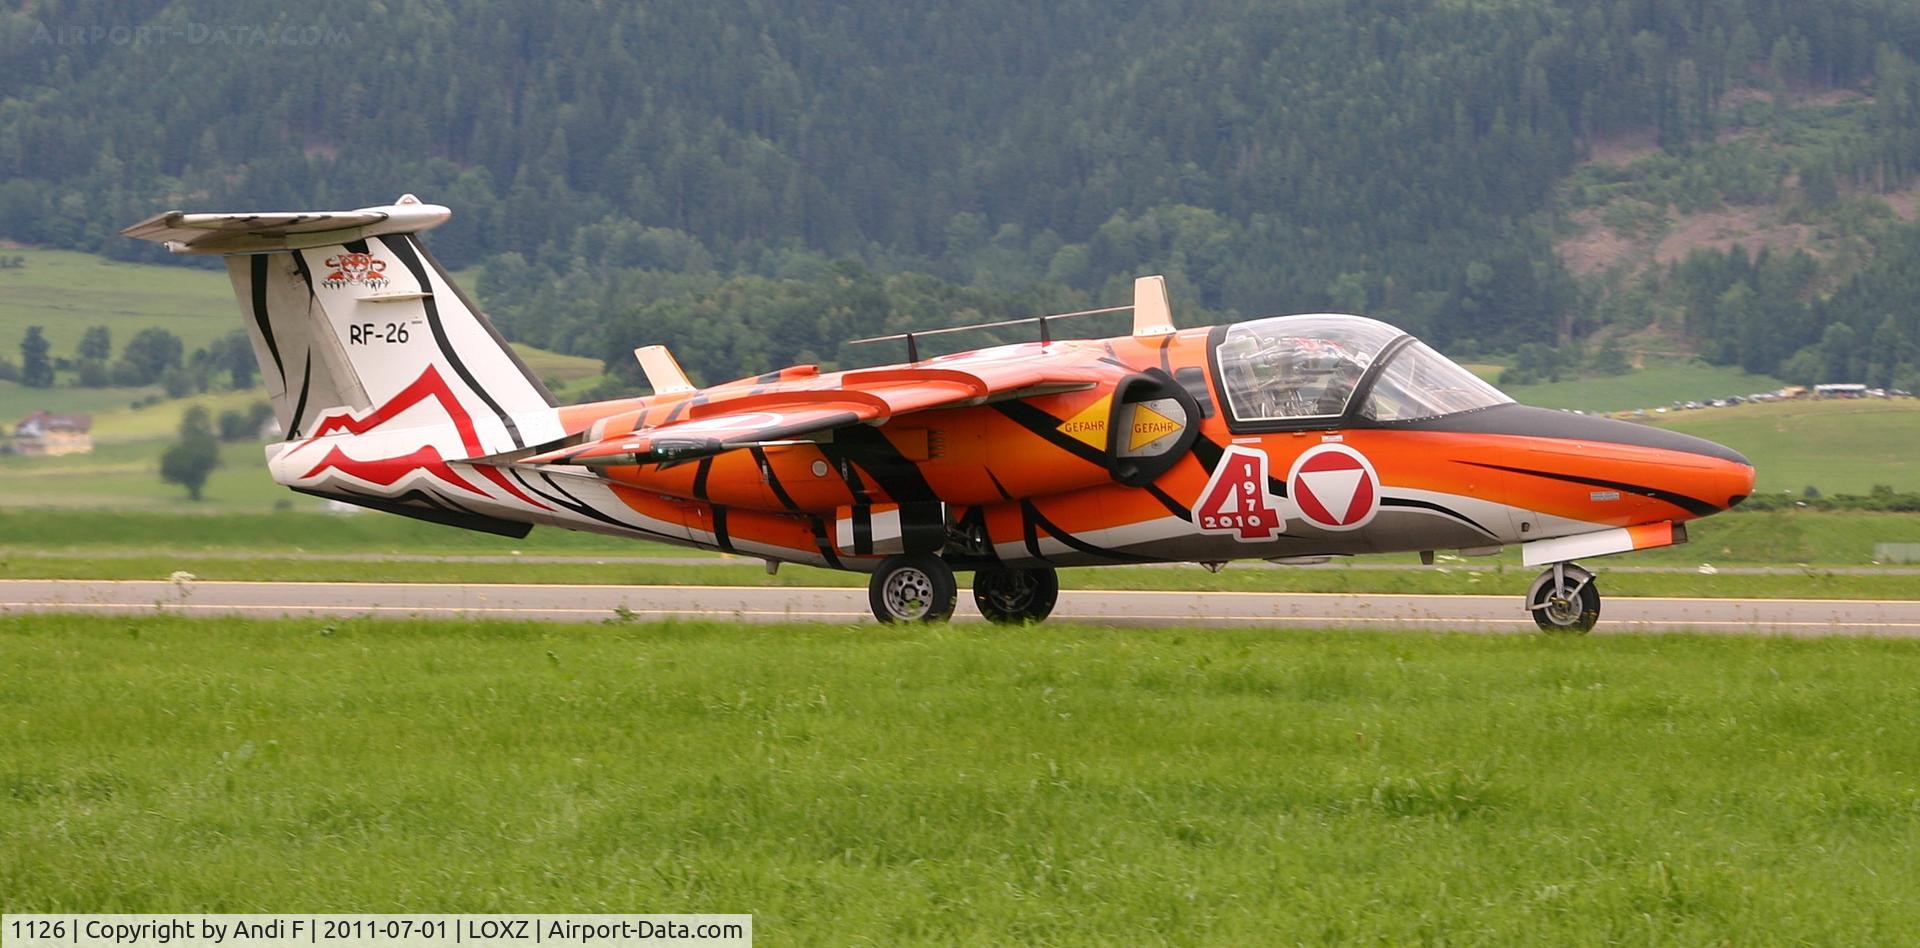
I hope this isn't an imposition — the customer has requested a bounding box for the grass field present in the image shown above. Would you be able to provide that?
[1501,359,1785,413]
[0,509,685,555]
[0,381,166,434]
[0,249,234,354]
[82,389,273,441]
[1647,398,1920,495]
[513,344,608,401]
[2,615,1917,941]
[0,440,305,511]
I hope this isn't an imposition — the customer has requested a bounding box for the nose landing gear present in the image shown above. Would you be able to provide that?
[1526,562,1600,633]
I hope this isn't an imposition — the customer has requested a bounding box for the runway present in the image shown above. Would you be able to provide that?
[4,579,1919,635]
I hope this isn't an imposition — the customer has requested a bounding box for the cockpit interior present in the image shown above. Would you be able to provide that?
[1212,314,1510,428]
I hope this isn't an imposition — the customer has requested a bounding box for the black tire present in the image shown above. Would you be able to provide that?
[1528,566,1600,633]
[972,566,1060,624]
[867,554,958,623]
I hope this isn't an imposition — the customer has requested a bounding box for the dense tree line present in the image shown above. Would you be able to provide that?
[1645,216,1919,391]
[4,0,1920,380]
[11,322,256,396]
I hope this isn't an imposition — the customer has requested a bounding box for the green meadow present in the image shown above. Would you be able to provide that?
[0,509,682,555]
[512,343,609,402]
[0,440,302,511]
[0,248,234,354]
[0,382,164,433]
[1500,359,1786,413]
[2,615,1917,942]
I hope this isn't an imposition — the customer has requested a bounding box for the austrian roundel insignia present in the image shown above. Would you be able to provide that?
[1286,443,1380,531]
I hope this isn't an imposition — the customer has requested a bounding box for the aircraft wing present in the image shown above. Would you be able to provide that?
[517,363,1099,466]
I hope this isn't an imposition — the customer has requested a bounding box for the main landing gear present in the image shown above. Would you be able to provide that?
[868,554,959,623]
[864,556,1060,624]
[1526,561,1600,633]
[972,566,1060,624]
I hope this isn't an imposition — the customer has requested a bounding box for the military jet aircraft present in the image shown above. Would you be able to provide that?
[124,197,1755,630]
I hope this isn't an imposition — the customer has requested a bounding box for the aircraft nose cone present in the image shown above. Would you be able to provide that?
[1721,446,1758,509]
[1557,418,1756,513]
[1391,404,1758,515]
[1536,413,1756,512]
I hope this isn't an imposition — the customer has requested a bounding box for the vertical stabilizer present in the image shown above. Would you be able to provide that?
[124,197,575,536]
[237,231,560,452]
[127,197,560,455]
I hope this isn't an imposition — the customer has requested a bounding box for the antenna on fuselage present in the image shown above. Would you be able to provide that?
[845,274,1173,361]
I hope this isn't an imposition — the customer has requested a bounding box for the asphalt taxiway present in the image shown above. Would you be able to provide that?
[3,579,1918,635]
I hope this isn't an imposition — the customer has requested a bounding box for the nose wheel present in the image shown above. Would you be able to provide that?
[1526,562,1600,633]
[867,553,958,623]
[972,566,1060,624]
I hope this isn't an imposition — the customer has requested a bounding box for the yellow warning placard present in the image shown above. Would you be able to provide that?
[1127,403,1183,451]
[1057,395,1110,450]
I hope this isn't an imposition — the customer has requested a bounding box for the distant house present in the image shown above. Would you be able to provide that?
[9,410,94,456]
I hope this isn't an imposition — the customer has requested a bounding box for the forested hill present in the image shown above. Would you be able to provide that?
[5,0,1920,390]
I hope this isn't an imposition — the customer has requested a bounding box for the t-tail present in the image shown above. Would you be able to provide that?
[122,195,568,536]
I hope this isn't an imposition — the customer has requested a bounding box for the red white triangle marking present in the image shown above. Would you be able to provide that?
[1285,443,1380,531]
[1298,468,1364,523]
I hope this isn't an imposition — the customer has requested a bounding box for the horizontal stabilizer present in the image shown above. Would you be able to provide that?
[121,194,450,255]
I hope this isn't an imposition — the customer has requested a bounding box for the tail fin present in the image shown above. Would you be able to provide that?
[122,195,559,454]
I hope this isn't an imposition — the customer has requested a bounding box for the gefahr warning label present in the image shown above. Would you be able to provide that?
[1057,395,1110,449]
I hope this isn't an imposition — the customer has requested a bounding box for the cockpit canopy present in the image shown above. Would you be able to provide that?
[1213,314,1510,427]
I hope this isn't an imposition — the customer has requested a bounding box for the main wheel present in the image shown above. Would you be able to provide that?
[972,566,1060,624]
[868,553,958,623]
[1527,564,1600,633]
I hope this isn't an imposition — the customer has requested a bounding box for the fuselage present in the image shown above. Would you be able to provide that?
[511,317,1754,572]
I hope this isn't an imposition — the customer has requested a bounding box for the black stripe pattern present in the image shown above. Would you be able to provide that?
[1462,461,1720,517]
[379,235,526,449]
[248,254,285,384]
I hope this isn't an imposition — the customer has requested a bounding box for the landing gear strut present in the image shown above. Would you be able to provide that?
[867,553,958,623]
[972,566,1060,624]
[1527,562,1600,633]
